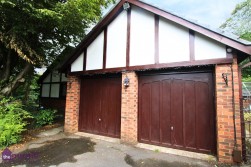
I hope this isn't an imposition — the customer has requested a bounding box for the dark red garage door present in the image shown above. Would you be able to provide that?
[138,72,216,154]
[79,75,121,138]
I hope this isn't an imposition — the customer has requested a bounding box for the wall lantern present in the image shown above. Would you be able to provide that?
[226,47,233,53]
[123,2,130,10]
[123,75,130,88]
[222,73,228,86]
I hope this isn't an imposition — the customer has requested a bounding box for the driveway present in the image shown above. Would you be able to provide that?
[0,127,214,167]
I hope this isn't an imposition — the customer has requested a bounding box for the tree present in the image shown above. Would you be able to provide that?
[221,0,251,81]
[221,0,251,41]
[0,0,114,96]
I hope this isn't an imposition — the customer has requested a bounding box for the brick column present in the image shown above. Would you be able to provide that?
[121,71,138,144]
[215,56,242,163]
[64,75,80,133]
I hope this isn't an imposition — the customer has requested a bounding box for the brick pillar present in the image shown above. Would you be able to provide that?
[121,71,138,144]
[64,75,80,133]
[215,56,242,163]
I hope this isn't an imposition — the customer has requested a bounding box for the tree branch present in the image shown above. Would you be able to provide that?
[0,62,33,96]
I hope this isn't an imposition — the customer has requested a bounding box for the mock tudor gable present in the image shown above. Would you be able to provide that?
[60,0,251,74]
[61,0,251,164]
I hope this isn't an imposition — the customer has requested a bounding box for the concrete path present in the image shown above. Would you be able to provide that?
[58,138,211,167]
[0,127,216,167]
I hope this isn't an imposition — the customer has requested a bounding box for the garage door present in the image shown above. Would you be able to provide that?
[138,72,216,154]
[79,75,121,138]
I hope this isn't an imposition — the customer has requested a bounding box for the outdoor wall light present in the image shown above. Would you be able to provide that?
[123,75,130,88]
[226,47,233,53]
[123,2,130,10]
[222,73,228,86]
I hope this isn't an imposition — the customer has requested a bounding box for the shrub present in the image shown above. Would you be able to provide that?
[33,109,57,127]
[244,112,251,121]
[0,97,32,149]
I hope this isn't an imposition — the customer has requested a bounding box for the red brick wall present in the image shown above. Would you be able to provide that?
[215,56,242,163]
[64,75,80,133]
[121,72,138,144]
[40,98,65,114]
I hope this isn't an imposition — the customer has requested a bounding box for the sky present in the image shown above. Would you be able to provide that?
[105,0,244,29]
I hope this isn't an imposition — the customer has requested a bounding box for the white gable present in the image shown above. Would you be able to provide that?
[130,6,155,66]
[159,18,190,63]
[71,53,84,72]
[106,10,127,68]
[70,5,228,73]
[195,33,226,60]
[86,31,104,70]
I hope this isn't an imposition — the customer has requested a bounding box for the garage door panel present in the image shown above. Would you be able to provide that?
[171,79,184,147]
[139,72,216,154]
[161,80,171,144]
[79,76,121,138]
[150,82,161,143]
[104,82,121,137]
[196,82,213,151]
[184,81,196,148]
[140,83,151,141]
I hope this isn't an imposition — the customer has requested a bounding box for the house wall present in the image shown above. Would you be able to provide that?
[40,71,67,112]
[71,53,84,72]
[159,18,190,63]
[195,33,226,60]
[106,10,127,68]
[70,6,227,73]
[64,75,80,133]
[65,58,242,163]
[121,72,138,144]
[65,3,243,164]
[86,31,104,70]
[130,6,155,66]
[40,98,65,114]
[215,56,242,163]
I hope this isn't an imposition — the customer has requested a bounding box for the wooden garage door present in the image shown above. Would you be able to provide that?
[139,72,216,154]
[79,76,121,138]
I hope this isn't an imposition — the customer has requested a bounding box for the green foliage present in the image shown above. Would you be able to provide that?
[221,0,251,42]
[0,0,115,96]
[33,109,58,128]
[0,97,32,149]
[244,112,251,121]
[0,0,115,66]
[14,73,40,107]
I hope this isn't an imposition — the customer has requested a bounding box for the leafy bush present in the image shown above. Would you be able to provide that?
[33,109,57,127]
[0,97,32,149]
[244,112,251,121]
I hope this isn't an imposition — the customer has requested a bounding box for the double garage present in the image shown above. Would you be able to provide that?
[78,70,216,155]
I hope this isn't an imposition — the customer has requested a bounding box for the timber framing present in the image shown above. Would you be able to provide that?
[60,0,251,73]
[69,58,233,76]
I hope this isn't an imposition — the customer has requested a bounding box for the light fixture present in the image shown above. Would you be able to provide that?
[123,2,130,10]
[222,73,228,86]
[123,75,130,88]
[226,47,233,53]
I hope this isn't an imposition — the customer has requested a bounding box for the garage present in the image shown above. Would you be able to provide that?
[78,75,121,138]
[138,72,216,154]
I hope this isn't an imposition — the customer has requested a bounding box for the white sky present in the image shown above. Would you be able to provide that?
[104,0,244,29]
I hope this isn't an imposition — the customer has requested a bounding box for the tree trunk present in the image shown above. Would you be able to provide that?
[2,50,11,82]
[0,62,33,96]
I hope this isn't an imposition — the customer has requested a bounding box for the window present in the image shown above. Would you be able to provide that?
[41,71,67,99]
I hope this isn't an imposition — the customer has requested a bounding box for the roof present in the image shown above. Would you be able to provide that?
[38,46,74,83]
[60,0,251,72]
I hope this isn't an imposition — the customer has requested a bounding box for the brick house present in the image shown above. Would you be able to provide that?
[38,47,73,113]
[59,0,251,163]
